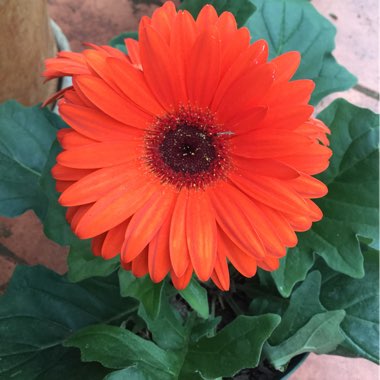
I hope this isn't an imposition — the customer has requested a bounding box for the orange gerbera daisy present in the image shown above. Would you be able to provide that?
[44,2,331,291]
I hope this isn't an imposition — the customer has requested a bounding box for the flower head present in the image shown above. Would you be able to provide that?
[44,2,331,290]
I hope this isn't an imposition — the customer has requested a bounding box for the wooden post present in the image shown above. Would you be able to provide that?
[0,0,57,106]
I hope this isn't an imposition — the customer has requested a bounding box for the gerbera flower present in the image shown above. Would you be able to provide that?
[43,1,331,291]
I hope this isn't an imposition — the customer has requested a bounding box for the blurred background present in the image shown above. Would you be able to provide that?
[0,0,378,379]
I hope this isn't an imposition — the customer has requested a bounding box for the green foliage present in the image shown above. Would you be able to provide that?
[104,365,162,380]
[261,272,345,370]
[179,0,256,27]
[272,99,379,296]
[68,242,120,282]
[247,0,357,105]
[137,286,188,350]
[0,266,138,380]
[182,314,281,378]
[179,278,209,319]
[0,101,56,219]
[319,245,380,363]
[65,325,180,377]
[119,270,165,319]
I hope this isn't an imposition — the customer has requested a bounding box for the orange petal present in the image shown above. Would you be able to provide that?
[271,51,301,82]
[229,174,313,216]
[83,49,125,96]
[75,75,152,128]
[148,214,172,283]
[57,141,141,169]
[150,1,177,43]
[211,253,230,291]
[59,102,143,142]
[228,106,268,134]
[186,29,221,108]
[91,233,107,256]
[219,27,250,77]
[51,164,93,181]
[216,63,275,122]
[58,130,97,149]
[170,10,197,97]
[217,229,257,278]
[186,191,217,281]
[131,247,149,278]
[265,80,315,106]
[125,38,141,65]
[256,105,314,131]
[59,162,141,206]
[232,131,315,159]
[256,203,298,248]
[122,189,176,263]
[218,181,286,257]
[66,206,79,224]
[196,4,218,31]
[140,24,186,108]
[211,39,268,111]
[257,256,280,271]
[107,57,164,116]
[233,157,299,180]
[102,220,130,259]
[75,180,158,239]
[71,203,93,231]
[287,174,328,198]
[209,183,266,258]
[56,180,74,192]
[170,190,191,277]
[171,265,193,290]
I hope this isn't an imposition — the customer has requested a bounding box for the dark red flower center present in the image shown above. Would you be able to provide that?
[145,105,231,189]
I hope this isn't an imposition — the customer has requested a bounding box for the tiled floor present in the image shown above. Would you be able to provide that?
[0,0,378,378]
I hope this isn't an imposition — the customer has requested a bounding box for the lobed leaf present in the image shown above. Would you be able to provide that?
[179,278,209,319]
[65,325,180,376]
[183,314,281,378]
[118,270,165,320]
[0,101,56,219]
[0,266,138,379]
[319,245,380,363]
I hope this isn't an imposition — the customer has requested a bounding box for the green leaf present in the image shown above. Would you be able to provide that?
[109,31,138,53]
[65,325,179,378]
[190,317,221,343]
[319,245,380,363]
[40,140,78,246]
[67,241,120,282]
[119,270,165,320]
[183,314,281,378]
[0,101,56,219]
[179,0,256,27]
[0,266,138,379]
[252,272,345,370]
[138,287,187,350]
[265,310,346,370]
[179,278,209,319]
[271,248,314,297]
[272,99,379,295]
[247,0,356,105]
[104,365,164,380]
[269,271,326,346]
